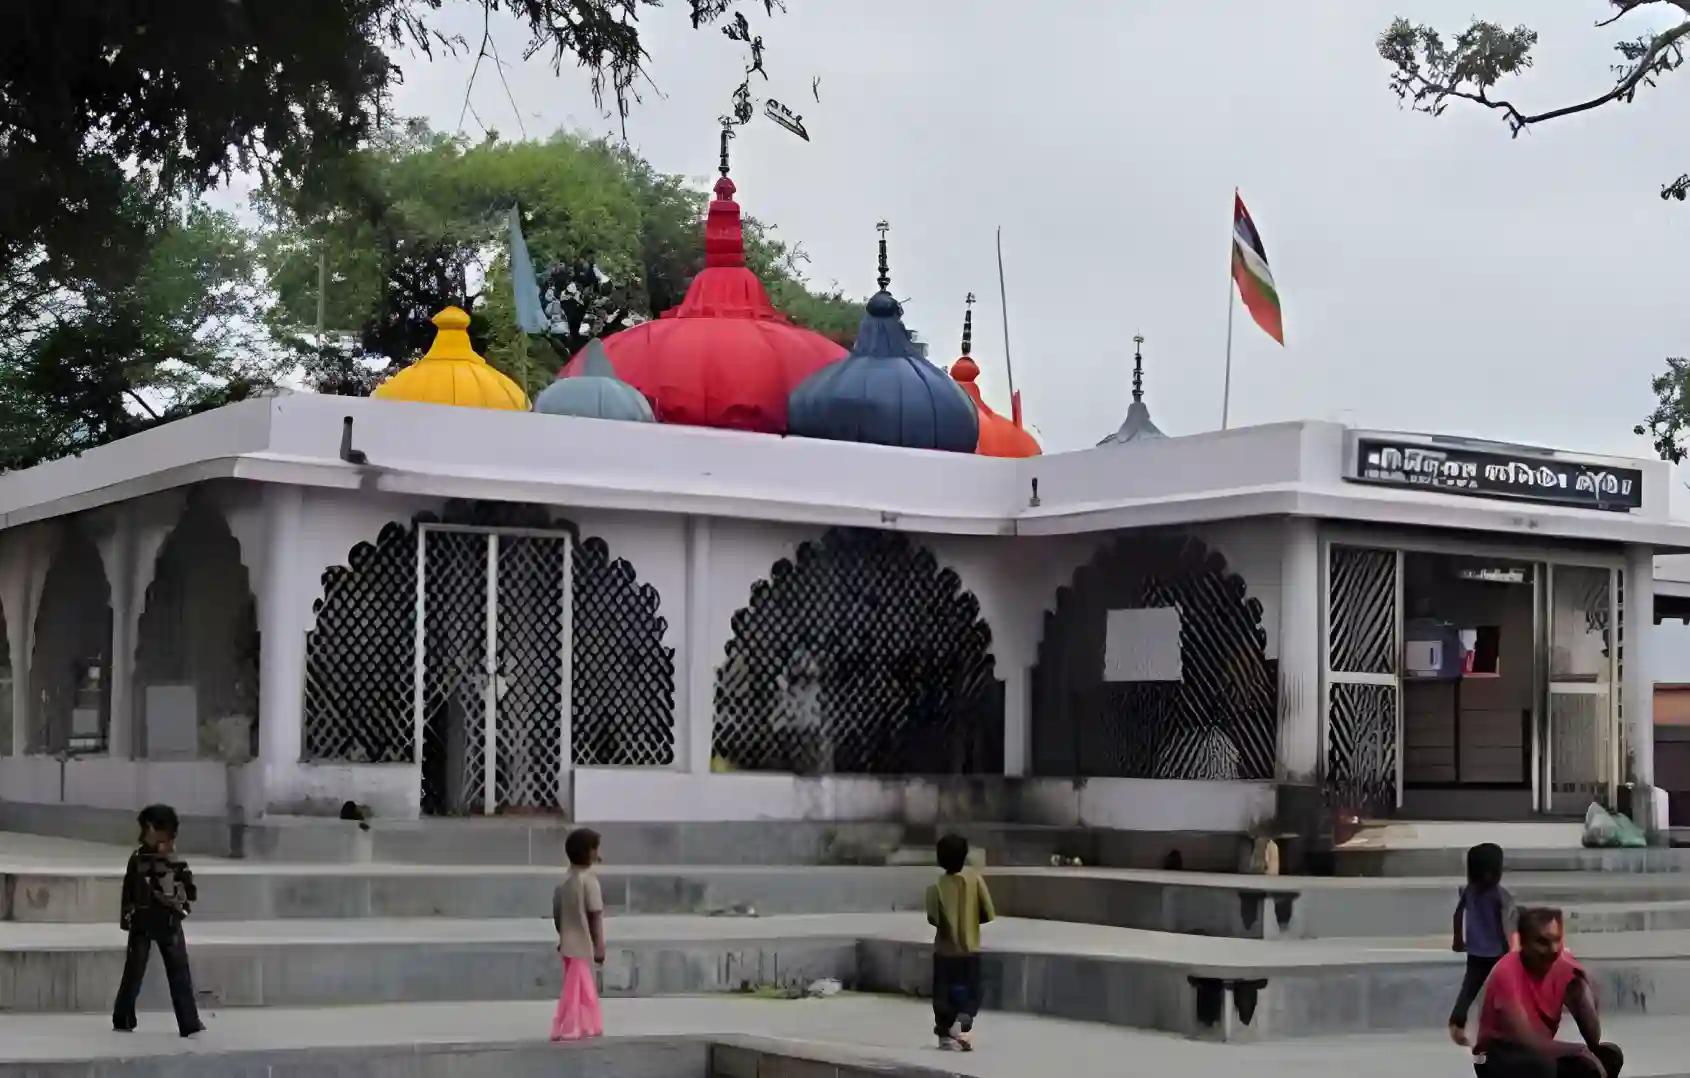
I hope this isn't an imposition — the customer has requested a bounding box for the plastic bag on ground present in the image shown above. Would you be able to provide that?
[1582,802,1620,848]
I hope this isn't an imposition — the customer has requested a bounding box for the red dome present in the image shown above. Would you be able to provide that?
[951,356,1041,458]
[561,174,846,434]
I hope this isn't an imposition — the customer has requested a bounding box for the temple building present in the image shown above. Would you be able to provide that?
[0,149,1684,866]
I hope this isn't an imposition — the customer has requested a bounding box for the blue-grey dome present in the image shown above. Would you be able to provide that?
[787,291,978,452]
[534,339,655,423]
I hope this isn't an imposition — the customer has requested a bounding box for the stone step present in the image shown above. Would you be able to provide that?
[1334,844,1690,877]
[8,998,1688,1078]
[7,914,1690,1043]
[1566,899,1690,933]
[989,868,1690,940]
[1,863,932,923]
[884,846,986,868]
[234,818,1110,869]
[17,850,1690,946]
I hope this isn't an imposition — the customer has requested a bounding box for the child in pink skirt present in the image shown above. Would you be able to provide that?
[550,827,606,1041]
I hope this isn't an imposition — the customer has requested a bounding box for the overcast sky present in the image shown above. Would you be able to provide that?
[371,1,1690,459]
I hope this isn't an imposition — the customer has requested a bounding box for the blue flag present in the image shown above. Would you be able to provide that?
[507,204,548,335]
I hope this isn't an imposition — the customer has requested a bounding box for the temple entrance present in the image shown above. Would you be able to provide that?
[1399,553,1536,819]
[418,525,571,816]
[1324,535,1621,821]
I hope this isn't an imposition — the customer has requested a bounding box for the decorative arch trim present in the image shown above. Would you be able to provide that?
[1031,529,1277,781]
[712,526,1003,775]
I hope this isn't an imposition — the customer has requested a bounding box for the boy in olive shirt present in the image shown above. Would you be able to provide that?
[925,833,995,1051]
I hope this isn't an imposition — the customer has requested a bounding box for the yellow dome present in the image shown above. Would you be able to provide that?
[371,306,529,410]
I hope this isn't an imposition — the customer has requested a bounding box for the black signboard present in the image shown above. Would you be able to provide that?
[1351,437,1642,513]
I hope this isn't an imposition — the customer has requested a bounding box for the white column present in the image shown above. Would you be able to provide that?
[98,510,138,759]
[0,526,48,756]
[1002,664,1029,777]
[256,485,310,805]
[1624,545,1661,832]
[1276,517,1323,784]
[684,516,714,774]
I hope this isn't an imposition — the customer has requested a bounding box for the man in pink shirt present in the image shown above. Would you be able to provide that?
[1473,907,1623,1078]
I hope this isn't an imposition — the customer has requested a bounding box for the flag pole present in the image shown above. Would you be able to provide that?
[996,226,1017,406]
[1221,189,1237,431]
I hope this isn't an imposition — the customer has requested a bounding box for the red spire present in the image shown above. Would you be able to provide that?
[671,170,781,319]
[704,176,746,269]
[556,137,847,435]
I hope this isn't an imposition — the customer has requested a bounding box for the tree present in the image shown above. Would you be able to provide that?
[1378,2,1689,201]
[1,2,787,274]
[0,200,276,470]
[261,126,861,397]
[1635,358,1690,461]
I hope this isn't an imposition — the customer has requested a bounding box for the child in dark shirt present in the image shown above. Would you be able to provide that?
[112,804,206,1037]
[1449,841,1516,1046]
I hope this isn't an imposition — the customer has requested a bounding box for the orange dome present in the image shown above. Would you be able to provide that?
[951,355,1040,458]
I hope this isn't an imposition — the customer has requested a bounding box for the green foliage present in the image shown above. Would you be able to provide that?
[0,1,788,273]
[1635,357,1690,463]
[0,202,275,470]
[1377,4,1687,155]
[1378,17,1538,117]
[263,126,863,396]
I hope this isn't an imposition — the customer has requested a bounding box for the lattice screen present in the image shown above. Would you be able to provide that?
[572,536,675,767]
[1327,681,1398,808]
[418,528,489,814]
[306,509,676,812]
[1324,545,1399,811]
[493,533,567,810]
[303,522,418,763]
[1328,547,1396,674]
[713,528,1002,775]
[1030,531,1276,780]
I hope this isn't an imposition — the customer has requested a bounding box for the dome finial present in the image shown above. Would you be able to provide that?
[961,292,975,357]
[705,128,746,269]
[1132,333,1146,403]
[875,219,891,292]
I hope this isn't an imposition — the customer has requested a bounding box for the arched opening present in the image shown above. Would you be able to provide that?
[29,526,113,755]
[1031,530,1276,780]
[713,528,1003,775]
[301,509,678,816]
[133,499,260,761]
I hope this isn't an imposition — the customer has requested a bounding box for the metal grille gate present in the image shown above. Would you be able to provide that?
[418,525,571,816]
[1325,544,1401,812]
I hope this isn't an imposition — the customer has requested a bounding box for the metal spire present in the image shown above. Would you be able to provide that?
[961,292,975,356]
[875,220,890,292]
[718,125,734,177]
[1132,334,1145,403]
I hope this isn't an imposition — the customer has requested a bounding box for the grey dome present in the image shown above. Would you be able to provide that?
[535,339,655,423]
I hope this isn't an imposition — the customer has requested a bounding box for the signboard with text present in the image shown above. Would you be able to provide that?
[1350,437,1642,513]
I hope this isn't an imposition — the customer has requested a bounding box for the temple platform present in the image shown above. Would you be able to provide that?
[8,830,1690,1049]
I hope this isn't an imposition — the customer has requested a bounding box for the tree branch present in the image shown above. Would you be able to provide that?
[1503,20,1690,129]
[124,388,161,420]
[1396,14,1690,136]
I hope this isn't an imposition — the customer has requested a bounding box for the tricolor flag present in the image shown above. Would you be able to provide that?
[1231,193,1283,345]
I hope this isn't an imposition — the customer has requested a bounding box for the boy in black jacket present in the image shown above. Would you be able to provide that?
[112,804,205,1037]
